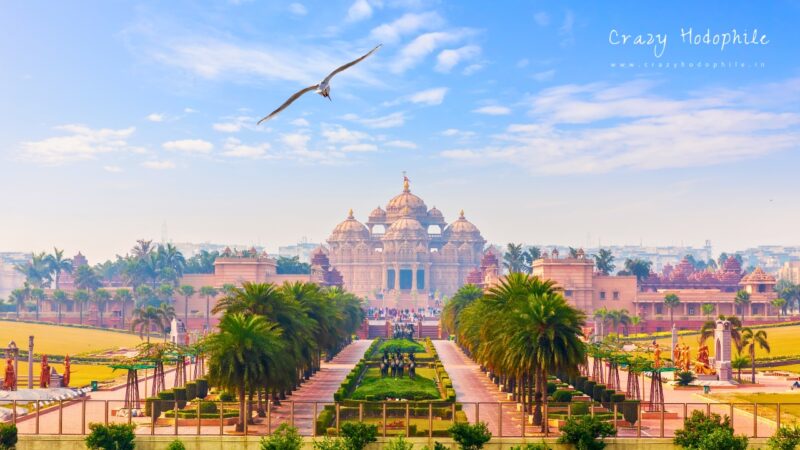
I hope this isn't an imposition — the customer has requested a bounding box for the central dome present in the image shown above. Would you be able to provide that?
[386,177,428,223]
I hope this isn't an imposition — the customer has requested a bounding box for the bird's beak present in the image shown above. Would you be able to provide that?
[327,95,332,102]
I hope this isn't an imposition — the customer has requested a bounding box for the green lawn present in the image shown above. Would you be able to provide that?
[705,392,800,423]
[349,367,441,401]
[376,338,426,355]
[0,319,145,356]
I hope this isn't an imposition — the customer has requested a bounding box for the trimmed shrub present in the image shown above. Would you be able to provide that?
[185,382,197,401]
[621,401,639,427]
[385,435,414,450]
[85,423,136,450]
[158,389,175,401]
[557,415,616,450]
[316,406,336,435]
[0,423,17,450]
[601,390,615,405]
[583,381,596,397]
[552,390,573,403]
[592,385,606,403]
[199,401,218,414]
[218,391,235,402]
[768,424,800,450]
[339,422,378,450]
[610,394,626,405]
[195,378,209,398]
[166,439,187,450]
[571,402,589,416]
[145,397,162,420]
[448,422,492,450]
[174,387,188,409]
[676,371,696,386]
[546,382,557,395]
[260,423,303,450]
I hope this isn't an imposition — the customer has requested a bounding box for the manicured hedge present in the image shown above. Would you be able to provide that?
[195,379,209,399]
[174,387,187,409]
[185,382,197,401]
[552,390,573,403]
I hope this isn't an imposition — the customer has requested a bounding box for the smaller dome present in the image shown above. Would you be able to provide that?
[383,207,428,241]
[428,206,443,218]
[330,209,369,242]
[443,210,483,242]
[739,267,776,284]
[369,206,386,219]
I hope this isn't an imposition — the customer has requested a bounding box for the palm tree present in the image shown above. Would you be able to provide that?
[135,285,154,307]
[522,247,542,272]
[30,288,45,321]
[663,293,681,328]
[94,288,111,328]
[624,258,652,283]
[15,252,51,288]
[52,289,69,324]
[199,286,218,330]
[74,264,102,292]
[10,288,27,318]
[699,315,742,350]
[503,243,526,273]
[732,355,749,382]
[771,298,787,318]
[741,327,770,384]
[630,315,642,334]
[179,285,196,326]
[593,307,609,339]
[130,305,166,343]
[45,248,73,290]
[158,302,176,337]
[734,289,751,323]
[441,284,483,339]
[205,313,285,432]
[73,290,90,325]
[114,289,133,329]
[701,303,715,320]
[158,283,174,305]
[593,249,615,275]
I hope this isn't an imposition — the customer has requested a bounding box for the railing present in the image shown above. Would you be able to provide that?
[0,399,791,438]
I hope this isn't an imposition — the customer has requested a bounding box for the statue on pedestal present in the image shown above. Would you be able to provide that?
[2,358,15,390]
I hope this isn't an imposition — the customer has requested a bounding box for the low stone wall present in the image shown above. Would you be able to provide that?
[16,435,772,450]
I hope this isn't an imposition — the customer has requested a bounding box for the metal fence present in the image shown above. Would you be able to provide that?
[1,399,791,438]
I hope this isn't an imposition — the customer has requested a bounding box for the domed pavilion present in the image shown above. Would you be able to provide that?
[325,177,486,309]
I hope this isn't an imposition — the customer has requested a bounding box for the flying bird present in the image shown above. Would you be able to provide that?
[257,44,382,125]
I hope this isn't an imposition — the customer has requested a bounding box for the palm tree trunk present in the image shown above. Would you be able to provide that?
[237,384,246,433]
[751,349,756,384]
[205,296,210,331]
[121,302,126,329]
[184,296,189,328]
[79,303,83,325]
[58,303,62,324]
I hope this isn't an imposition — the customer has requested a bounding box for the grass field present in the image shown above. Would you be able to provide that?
[376,338,426,355]
[0,320,145,356]
[705,392,800,423]
[349,367,440,400]
[13,361,123,387]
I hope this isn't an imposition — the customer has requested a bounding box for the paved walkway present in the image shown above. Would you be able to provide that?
[434,340,533,437]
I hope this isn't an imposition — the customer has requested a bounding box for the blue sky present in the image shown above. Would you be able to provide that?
[1,1,799,261]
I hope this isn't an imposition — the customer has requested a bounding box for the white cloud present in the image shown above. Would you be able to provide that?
[162,139,214,154]
[212,115,262,133]
[435,45,481,73]
[385,140,417,149]
[559,10,575,46]
[442,79,800,174]
[146,113,165,122]
[342,143,378,152]
[290,118,310,127]
[472,105,511,115]
[103,165,123,173]
[142,160,176,170]
[347,0,373,22]
[441,128,475,138]
[532,69,556,82]
[19,125,136,165]
[462,63,483,75]
[184,107,197,113]
[534,12,550,26]
[391,30,473,73]
[359,112,406,128]
[288,2,308,16]
[516,58,529,68]
[322,124,369,144]
[369,12,444,43]
[222,137,271,159]
[408,87,448,105]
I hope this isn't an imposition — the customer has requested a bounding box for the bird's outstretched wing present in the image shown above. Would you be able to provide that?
[257,84,319,124]
[321,44,382,85]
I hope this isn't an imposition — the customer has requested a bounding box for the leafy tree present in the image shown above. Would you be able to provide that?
[593,249,615,275]
[448,422,492,450]
[45,247,73,290]
[772,298,787,317]
[623,258,652,283]
[52,289,69,324]
[85,423,136,450]
[339,422,378,450]
[674,410,747,450]
[260,423,302,450]
[557,415,616,450]
[503,243,526,274]
[0,422,17,450]
[767,424,800,450]
[701,303,715,320]
[732,355,749,382]
[185,250,219,274]
[199,286,218,330]
[73,289,91,325]
[114,289,133,329]
[276,256,311,275]
[94,288,111,328]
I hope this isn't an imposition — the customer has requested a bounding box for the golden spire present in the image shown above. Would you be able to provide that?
[459,209,465,218]
[348,208,354,219]
[403,175,410,192]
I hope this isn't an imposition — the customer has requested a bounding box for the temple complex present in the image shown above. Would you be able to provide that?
[322,177,486,310]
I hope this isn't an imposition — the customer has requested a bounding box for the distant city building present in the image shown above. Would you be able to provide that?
[173,242,264,258]
[0,252,28,300]
[278,240,321,263]
[323,177,486,309]
[778,260,800,284]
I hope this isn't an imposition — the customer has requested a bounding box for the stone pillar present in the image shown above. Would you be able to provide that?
[671,324,678,353]
[28,336,33,389]
[411,264,418,293]
[714,319,733,382]
[381,266,387,290]
[394,265,400,290]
